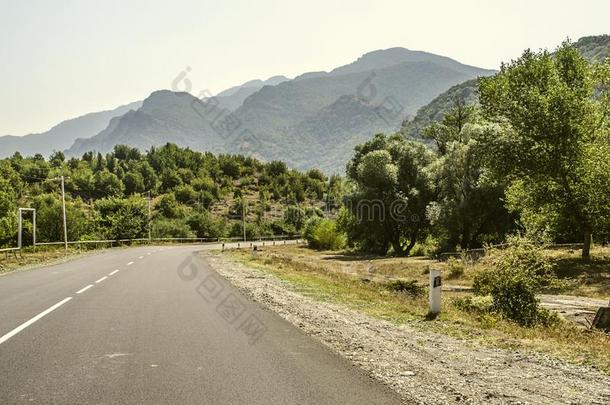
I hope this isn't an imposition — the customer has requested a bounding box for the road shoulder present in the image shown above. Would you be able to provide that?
[205,251,610,405]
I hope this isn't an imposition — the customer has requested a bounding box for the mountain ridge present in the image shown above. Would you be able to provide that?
[65,47,495,172]
[0,100,142,158]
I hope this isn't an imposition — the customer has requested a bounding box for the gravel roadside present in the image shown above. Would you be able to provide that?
[205,252,610,405]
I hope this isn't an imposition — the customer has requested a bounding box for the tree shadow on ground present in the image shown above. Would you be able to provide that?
[553,255,610,296]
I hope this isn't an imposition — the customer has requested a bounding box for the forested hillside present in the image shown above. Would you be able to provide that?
[573,34,610,62]
[0,144,337,247]
[401,35,610,140]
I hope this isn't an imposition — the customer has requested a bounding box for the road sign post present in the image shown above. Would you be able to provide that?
[429,268,442,316]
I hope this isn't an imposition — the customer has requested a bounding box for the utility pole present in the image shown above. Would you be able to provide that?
[241,198,246,242]
[60,176,68,254]
[147,190,152,243]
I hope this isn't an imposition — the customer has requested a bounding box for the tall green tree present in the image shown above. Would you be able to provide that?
[422,98,515,250]
[479,42,610,258]
[343,134,435,256]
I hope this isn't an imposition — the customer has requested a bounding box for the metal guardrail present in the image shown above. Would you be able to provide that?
[1,236,304,263]
[1,234,302,252]
[0,246,20,260]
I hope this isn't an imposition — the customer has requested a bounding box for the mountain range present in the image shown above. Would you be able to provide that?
[0,101,141,159]
[62,47,494,172]
[4,37,608,173]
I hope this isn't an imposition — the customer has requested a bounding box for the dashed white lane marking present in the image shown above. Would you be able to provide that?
[109,269,119,276]
[127,261,134,266]
[76,284,93,294]
[138,256,144,259]
[0,297,73,345]
[146,253,151,256]
[95,276,108,283]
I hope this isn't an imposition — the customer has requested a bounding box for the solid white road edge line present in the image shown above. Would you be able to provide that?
[138,256,143,259]
[109,269,119,276]
[76,284,93,294]
[95,276,107,283]
[127,261,134,266]
[0,297,73,345]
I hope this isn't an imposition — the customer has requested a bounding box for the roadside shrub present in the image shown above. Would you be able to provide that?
[152,218,195,239]
[229,222,269,240]
[95,196,148,240]
[304,217,346,250]
[186,212,227,238]
[310,219,346,250]
[156,194,185,219]
[480,269,540,325]
[270,220,296,236]
[445,257,465,279]
[387,279,424,297]
[453,295,494,315]
[474,236,556,293]
[303,216,322,244]
[473,236,559,326]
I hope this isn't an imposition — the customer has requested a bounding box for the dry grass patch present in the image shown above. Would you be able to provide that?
[227,246,610,374]
[0,245,105,274]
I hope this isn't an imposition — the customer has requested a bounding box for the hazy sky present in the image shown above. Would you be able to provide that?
[1,0,609,135]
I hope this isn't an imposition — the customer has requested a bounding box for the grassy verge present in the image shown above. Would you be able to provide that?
[226,247,610,374]
[0,245,108,275]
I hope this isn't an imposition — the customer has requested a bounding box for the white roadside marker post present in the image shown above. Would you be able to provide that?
[429,268,442,316]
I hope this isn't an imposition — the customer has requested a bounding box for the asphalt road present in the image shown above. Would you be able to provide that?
[0,243,401,404]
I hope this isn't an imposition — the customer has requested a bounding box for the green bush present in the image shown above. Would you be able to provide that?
[445,257,465,279]
[304,218,345,250]
[453,295,494,315]
[152,219,195,239]
[156,194,185,219]
[473,236,559,326]
[474,236,556,293]
[174,184,198,204]
[270,220,296,236]
[186,212,227,238]
[303,216,322,243]
[229,221,271,240]
[95,196,148,240]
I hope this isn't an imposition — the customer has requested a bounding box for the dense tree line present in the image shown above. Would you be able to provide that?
[339,41,610,259]
[0,143,329,246]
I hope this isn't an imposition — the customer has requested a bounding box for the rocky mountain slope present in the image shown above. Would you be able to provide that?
[66,47,495,172]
